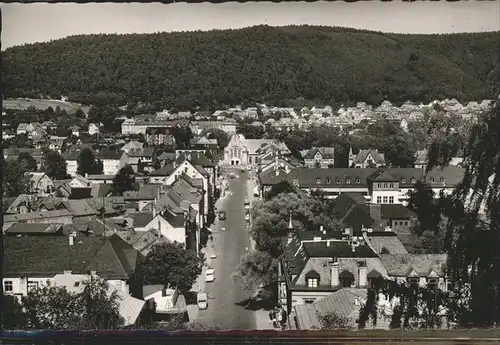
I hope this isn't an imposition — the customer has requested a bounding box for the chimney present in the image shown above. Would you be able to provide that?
[369,204,381,220]
[330,262,339,287]
[69,233,75,246]
[358,261,367,288]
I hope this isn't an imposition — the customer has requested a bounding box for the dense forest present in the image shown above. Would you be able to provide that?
[3,25,499,110]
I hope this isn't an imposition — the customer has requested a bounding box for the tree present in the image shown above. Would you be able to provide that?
[170,126,193,150]
[141,242,204,294]
[237,123,264,139]
[317,310,352,330]
[41,151,68,180]
[266,180,296,199]
[77,148,102,176]
[232,251,278,293]
[111,165,136,196]
[17,152,38,172]
[2,158,31,197]
[426,100,500,327]
[203,129,229,150]
[251,192,343,258]
[20,276,123,330]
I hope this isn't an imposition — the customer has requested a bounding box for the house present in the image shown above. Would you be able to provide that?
[67,175,93,199]
[349,148,386,168]
[190,136,218,156]
[52,272,145,327]
[125,148,156,173]
[136,184,163,211]
[259,156,299,175]
[88,123,102,136]
[98,149,125,176]
[303,147,335,168]
[143,285,188,321]
[279,234,450,316]
[42,121,58,131]
[261,167,465,204]
[293,288,371,330]
[24,172,55,196]
[132,211,187,246]
[121,140,144,154]
[3,210,75,231]
[17,123,28,135]
[157,151,176,166]
[70,125,80,137]
[48,137,66,153]
[61,151,80,177]
[2,234,145,324]
[414,149,464,170]
[4,223,64,236]
[222,134,290,167]
[175,152,217,191]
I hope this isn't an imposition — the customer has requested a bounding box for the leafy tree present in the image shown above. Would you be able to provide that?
[358,278,447,330]
[203,129,229,150]
[251,192,342,258]
[317,310,352,330]
[20,276,123,330]
[266,180,296,199]
[407,181,441,234]
[141,242,204,295]
[111,165,136,196]
[77,148,102,176]
[426,100,500,327]
[232,251,278,293]
[2,158,31,197]
[237,123,264,139]
[17,152,38,172]
[170,126,193,150]
[41,151,68,180]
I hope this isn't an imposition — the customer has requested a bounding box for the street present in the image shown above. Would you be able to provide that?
[196,169,256,330]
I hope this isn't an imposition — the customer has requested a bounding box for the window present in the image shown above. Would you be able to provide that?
[4,281,13,293]
[383,196,388,204]
[184,167,188,173]
[383,183,388,188]
[339,271,355,288]
[307,278,319,288]
[411,177,416,184]
[356,178,361,184]
[293,179,299,187]
[336,178,341,184]
[377,196,382,204]
[316,178,321,184]
[27,281,39,292]
[407,277,419,287]
[401,178,407,184]
[389,183,394,188]
[346,178,351,184]
[427,278,438,289]
[430,177,435,183]
[389,196,394,204]
[326,178,331,184]
[404,221,408,226]
[304,298,316,304]
[441,177,446,184]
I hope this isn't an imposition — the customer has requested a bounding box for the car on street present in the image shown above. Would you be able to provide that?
[245,214,250,221]
[244,198,250,210]
[210,253,217,259]
[218,211,226,220]
[205,268,215,282]
[197,292,208,310]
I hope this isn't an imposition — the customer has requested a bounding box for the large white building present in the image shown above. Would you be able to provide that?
[222,134,290,167]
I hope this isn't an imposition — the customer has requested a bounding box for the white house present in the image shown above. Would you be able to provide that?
[133,212,186,246]
[25,172,55,196]
[88,123,102,136]
[61,151,80,177]
[222,134,290,167]
[98,150,125,176]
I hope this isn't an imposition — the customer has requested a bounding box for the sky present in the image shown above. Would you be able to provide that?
[2,1,499,50]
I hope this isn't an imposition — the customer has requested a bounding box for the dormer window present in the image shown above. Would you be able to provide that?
[292,179,299,187]
[355,178,361,184]
[411,177,416,184]
[440,177,446,184]
[427,277,438,289]
[306,270,320,288]
[316,178,321,184]
[336,178,341,184]
[401,178,407,184]
[326,178,331,184]
[407,276,419,287]
[339,270,355,288]
[346,177,351,184]
[430,177,435,183]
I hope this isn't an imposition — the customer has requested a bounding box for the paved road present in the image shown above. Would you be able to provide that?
[196,169,256,330]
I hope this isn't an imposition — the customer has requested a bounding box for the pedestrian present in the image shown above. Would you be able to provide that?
[268,310,273,325]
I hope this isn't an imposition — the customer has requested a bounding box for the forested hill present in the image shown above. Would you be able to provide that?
[3,25,499,109]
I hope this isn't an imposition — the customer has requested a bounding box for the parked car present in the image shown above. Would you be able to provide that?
[210,253,217,259]
[245,214,250,221]
[219,211,226,220]
[197,292,208,310]
[205,268,215,282]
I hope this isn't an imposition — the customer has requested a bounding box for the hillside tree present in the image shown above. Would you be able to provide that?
[111,165,136,196]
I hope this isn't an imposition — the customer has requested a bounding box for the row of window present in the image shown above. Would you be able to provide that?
[314,177,363,185]
[4,280,38,293]
[376,196,394,204]
[306,276,440,289]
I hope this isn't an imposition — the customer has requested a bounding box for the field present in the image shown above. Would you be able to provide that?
[3,98,90,114]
